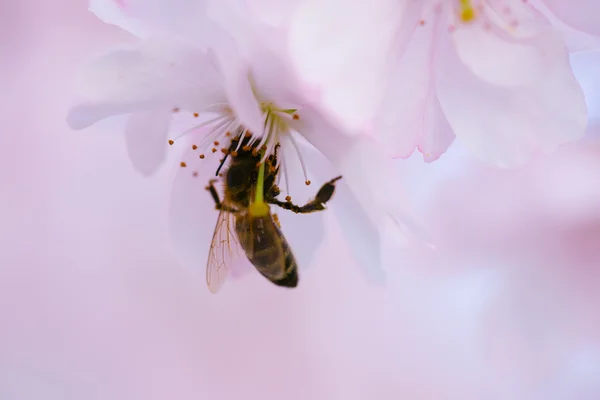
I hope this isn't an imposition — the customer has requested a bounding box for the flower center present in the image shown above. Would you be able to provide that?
[169,100,310,200]
[458,0,477,22]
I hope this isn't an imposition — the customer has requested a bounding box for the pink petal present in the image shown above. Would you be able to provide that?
[222,61,264,137]
[89,0,214,45]
[285,135,385,282]
[268,135,327,274]
[88,0,150,38]
[288,0,416,131]
[292,108,430,279]
[436,29,587,166]
[541,0,600,37]
[206,31,264,137]
[124,109,172,176]
[373,20,455,161]
[532,1,600,52]
[451,12,552,87]
[67,38,225,130]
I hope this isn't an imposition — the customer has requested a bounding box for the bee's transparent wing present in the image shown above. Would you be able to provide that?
[206,210,240,293]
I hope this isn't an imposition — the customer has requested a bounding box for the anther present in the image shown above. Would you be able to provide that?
[305,180,311,186]
[221,148,229,154]
[242,145,251,152]
[245,131,252,138]
[285,196,291,202]
[292,114,299,120]
[199,154,205,159]
[251,148,259,156]
[225,131,231,137]
[214,141,220,146]
[231,151,238,157]
[180,162,187,167]
[212,148,217,153]
[192,144,198,150]
[168,140,174,145]
[193,112,199,117]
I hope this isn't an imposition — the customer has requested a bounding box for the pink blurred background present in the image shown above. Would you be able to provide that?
[2,0,600,399]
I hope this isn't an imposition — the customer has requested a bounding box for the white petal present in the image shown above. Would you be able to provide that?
[541,0,600,37]
[452,16,551,87]
[374,20,455,161]
[205,33,264,137]
[436,30,587,166]
[223,62,264,137]
[124,109,172,176]
[292,108,431,279]
[532,1,600,52]
[89,0,150,38]
[285,135,385,283]
[68,38,225,130]
[288,0,417,130]
[271,135,327,274]
[90,0,216,45]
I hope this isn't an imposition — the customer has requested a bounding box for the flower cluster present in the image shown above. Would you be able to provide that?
[68,0,600,281]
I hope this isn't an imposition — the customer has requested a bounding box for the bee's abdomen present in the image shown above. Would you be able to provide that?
[236,214,298,288]
[272,238,298,288]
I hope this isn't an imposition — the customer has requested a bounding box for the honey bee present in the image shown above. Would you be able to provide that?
[204,134,342,293]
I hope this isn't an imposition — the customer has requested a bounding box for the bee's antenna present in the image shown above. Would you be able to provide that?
[215,153,230,176]
[215,135,244,176]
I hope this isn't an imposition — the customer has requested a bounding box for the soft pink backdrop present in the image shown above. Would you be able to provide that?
[2,1,600,399]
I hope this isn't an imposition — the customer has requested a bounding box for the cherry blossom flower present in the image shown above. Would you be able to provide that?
[288,0,598,167]
[67,1,428,281]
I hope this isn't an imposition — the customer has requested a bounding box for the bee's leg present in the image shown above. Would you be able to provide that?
[310,175,342,205]
[267,176,342,214]
[205,179,237,212]
[206,179,221,206]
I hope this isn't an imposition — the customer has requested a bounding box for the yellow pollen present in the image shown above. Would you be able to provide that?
[459,0,476,22]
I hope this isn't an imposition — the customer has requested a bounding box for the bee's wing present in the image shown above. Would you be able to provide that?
[206,209,239,293]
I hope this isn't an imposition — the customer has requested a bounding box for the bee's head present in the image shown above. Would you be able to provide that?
[226,162,252,189]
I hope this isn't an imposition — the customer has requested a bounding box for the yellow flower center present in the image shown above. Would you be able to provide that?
[459,0,477,22]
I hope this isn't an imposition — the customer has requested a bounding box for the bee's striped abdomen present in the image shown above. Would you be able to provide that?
[235,214,298,288]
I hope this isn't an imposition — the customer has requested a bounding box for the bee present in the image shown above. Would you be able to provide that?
[204,134,342,293]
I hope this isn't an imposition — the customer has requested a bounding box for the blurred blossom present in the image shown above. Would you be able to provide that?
[288,0,598,166]
[380,127,600,398]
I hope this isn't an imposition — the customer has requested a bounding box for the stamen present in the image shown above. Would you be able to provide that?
[172,114,230,141]
[285,133,309,185]
[197,118,235,151]
[280,144,291,198]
